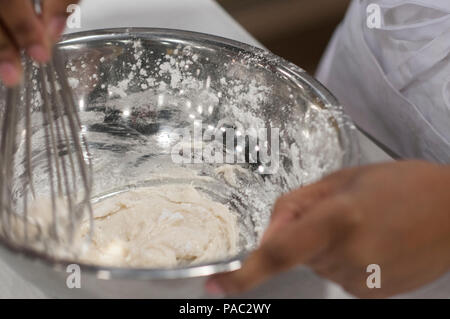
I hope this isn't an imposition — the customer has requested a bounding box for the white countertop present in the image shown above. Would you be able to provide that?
[66,0,262,48]
[0,0,394,298]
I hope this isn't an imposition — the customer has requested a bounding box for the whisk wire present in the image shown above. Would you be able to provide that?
[52,50,94,238]
[0,0,93,252]
[46,62,77,241]
[39,65,62,240]
[0,48,94,251]
[23,58,35,243]
[0,88,20,239]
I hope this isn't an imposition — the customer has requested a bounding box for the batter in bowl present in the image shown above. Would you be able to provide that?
[78,184,239,268]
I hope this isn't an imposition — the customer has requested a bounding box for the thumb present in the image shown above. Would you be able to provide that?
[262,167,360,244]
[206,197,347,295]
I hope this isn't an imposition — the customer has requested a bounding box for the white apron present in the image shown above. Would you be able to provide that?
[319,0,450,298]
[317,0,450,163]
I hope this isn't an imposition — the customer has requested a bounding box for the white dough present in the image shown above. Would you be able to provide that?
[215,164,250,187]
[78,184,239,268]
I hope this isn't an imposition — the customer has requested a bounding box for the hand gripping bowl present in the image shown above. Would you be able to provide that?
[0,28,359,298]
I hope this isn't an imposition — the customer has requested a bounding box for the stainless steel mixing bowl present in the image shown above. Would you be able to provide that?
[0,28,359,298]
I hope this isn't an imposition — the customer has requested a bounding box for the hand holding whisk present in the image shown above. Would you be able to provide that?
[0,0,93,255]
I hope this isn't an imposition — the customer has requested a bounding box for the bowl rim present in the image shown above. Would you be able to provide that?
[0,27,359,281]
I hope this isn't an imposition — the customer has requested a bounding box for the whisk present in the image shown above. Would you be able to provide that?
[0,4,93,254]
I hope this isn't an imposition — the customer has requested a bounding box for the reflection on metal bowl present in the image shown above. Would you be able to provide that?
[0,28,359,298]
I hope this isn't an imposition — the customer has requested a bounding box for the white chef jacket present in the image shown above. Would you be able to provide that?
[317,0,450,163]
[318,0,450,299]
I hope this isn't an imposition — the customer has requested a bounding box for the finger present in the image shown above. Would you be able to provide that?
[261,195,298,244]
[207,197,352,295]
[262,167,361,243]
[265,181,336,242]
[270,167,361,222]
[43,0,80,42]
[0,0,50,62]
[0,27,21,87]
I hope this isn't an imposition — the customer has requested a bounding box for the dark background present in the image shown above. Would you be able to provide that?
[217,0,351,74]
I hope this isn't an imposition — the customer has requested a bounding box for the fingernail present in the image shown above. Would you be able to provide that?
[27,44,50,63]
[0,62,20,87]
[48,16,67,41]
[205,278,225,296]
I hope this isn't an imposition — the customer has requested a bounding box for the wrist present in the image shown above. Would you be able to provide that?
[445,167,450,270]
[438,165,450,269]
